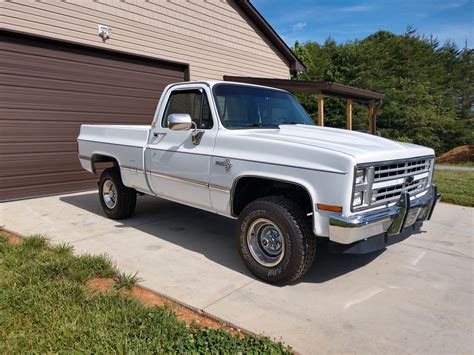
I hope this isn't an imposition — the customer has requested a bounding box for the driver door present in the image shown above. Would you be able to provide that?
[145,85,217,210]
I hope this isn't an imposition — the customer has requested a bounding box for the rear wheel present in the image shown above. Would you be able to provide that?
[236,196,316,285]
[99,168,136,219]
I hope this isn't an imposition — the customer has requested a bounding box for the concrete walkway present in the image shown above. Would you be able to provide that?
[435,165,474,171]
[1,192,473,354]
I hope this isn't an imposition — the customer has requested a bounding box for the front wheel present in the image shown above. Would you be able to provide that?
[99,168,137,219]
[236,196,317,285]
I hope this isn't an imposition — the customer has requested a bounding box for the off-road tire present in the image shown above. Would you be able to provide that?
[236,196,317,285]
[99,168,137,219]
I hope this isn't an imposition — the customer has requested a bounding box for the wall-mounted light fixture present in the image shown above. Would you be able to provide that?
[98,25,111,42]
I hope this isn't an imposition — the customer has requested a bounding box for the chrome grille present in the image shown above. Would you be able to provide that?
[373,159,432,182]
[371,158,433,205]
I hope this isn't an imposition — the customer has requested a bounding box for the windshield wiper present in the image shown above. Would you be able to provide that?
[245,123,279,128]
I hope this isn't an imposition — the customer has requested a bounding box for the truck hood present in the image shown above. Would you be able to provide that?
[244,124,434,164]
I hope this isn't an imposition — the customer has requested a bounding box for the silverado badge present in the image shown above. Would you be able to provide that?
[216,158,232,172]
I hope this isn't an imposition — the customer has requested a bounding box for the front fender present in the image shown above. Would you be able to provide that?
[210,157,352,237]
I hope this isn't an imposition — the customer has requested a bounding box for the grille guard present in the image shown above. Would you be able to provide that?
[329,185,441,245]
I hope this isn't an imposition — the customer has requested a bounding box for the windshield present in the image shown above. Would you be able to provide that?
[212,84,315,129]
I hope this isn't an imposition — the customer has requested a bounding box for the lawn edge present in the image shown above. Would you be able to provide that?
[0,227,23,245]
[0,227,268,343]
[137,282,253,336]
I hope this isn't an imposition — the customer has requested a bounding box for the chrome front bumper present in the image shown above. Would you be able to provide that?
[329,185,441,245]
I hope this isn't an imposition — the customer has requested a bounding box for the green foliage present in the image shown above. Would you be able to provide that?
[114,271,142,291]
[50,243,74,256]
[0,237,290,353]
[434,169,474,207]
[21,234,48,250]
[293,30,473,155]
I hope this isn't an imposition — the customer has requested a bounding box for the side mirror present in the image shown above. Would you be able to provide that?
[167,113,192,130]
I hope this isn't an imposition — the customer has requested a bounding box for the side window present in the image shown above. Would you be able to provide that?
[162,89,213,129]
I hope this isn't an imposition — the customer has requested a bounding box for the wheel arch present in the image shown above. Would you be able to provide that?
[230,174,316,217]
[90,153,119,174]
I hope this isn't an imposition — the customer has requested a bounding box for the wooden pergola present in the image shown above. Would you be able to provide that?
[223,76,385,134]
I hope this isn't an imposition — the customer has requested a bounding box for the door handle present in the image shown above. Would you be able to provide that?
[150,132,166,144]
[192,130,204,145]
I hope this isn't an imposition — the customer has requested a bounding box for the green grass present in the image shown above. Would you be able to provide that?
[0,235,290,353]
[114,271,142,291]
[434,170,474,207]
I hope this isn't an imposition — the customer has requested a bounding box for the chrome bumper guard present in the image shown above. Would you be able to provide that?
[329,185,441,245]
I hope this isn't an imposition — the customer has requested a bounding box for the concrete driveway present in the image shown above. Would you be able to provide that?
[1,191,473,354]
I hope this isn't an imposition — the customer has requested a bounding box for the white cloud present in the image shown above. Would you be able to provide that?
[429,24,473,46]
[292,22,307,31]
[437,0,469,9]
[340,5,376,13]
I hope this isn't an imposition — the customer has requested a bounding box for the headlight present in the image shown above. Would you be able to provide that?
[352,166,374,210]
[355,169,366,184]
[353,191,363,206]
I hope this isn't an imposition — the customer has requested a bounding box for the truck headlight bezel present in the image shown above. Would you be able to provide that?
[353,191,363,206]
[351,166,375,211]
[355,168,366,185]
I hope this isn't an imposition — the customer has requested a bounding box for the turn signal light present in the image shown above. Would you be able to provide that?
[317,204,343,213]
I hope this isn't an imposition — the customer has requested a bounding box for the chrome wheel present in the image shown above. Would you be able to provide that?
[102,179,117,209]
[246,218,285,267]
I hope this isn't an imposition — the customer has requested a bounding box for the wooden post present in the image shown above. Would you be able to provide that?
[346,99,352,130]
[368,104,372,133]
[372,105,377,135]
[317,95,324,126]
[368,103,376,134]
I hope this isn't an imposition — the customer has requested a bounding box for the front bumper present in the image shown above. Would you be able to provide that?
[329,185,441,245]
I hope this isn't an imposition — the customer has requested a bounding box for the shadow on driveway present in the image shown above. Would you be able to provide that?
[61,192,384,284]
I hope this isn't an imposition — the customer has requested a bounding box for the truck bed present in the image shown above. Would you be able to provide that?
[77,124,151,193]
[78,124,150,147]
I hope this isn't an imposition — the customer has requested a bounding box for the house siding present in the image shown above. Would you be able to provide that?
[0,0,291,80]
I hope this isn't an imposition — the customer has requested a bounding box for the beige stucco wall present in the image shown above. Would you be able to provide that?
[0,0,291,80]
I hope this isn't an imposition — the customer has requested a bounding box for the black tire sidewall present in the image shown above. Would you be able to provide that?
[98,168,136,219]
[99,175,117,217]
[237,199,306,284]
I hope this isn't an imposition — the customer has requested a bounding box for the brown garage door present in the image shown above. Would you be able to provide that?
[0,31,187,201]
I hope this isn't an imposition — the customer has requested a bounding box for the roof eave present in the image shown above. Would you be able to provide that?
[235,0,306,75]
[223,76,385,103]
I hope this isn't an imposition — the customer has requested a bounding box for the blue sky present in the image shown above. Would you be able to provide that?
[252,0,473,48]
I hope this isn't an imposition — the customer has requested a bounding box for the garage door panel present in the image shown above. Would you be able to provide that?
[0,51,183,87]
[2,41,186,78]
[0,31,186,201]
[0,142,77,155]
[0,152,83,177]
[0,108,152,123]
[0,179,98,202]
[0,57,179,91]
[0,120,85,143]
[0,73,166,99]
[1,119,150,144]
[0,154,111,181]
[1,87,159,114]
[0,170,96,189]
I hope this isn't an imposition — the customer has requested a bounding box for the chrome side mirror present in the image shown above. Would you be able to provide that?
[167,113,204,145]
[167,113,192,130]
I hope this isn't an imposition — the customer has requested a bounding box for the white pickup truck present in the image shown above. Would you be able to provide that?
[78,80,440,284]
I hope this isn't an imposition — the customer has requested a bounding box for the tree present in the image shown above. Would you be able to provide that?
[292,30,472,154]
